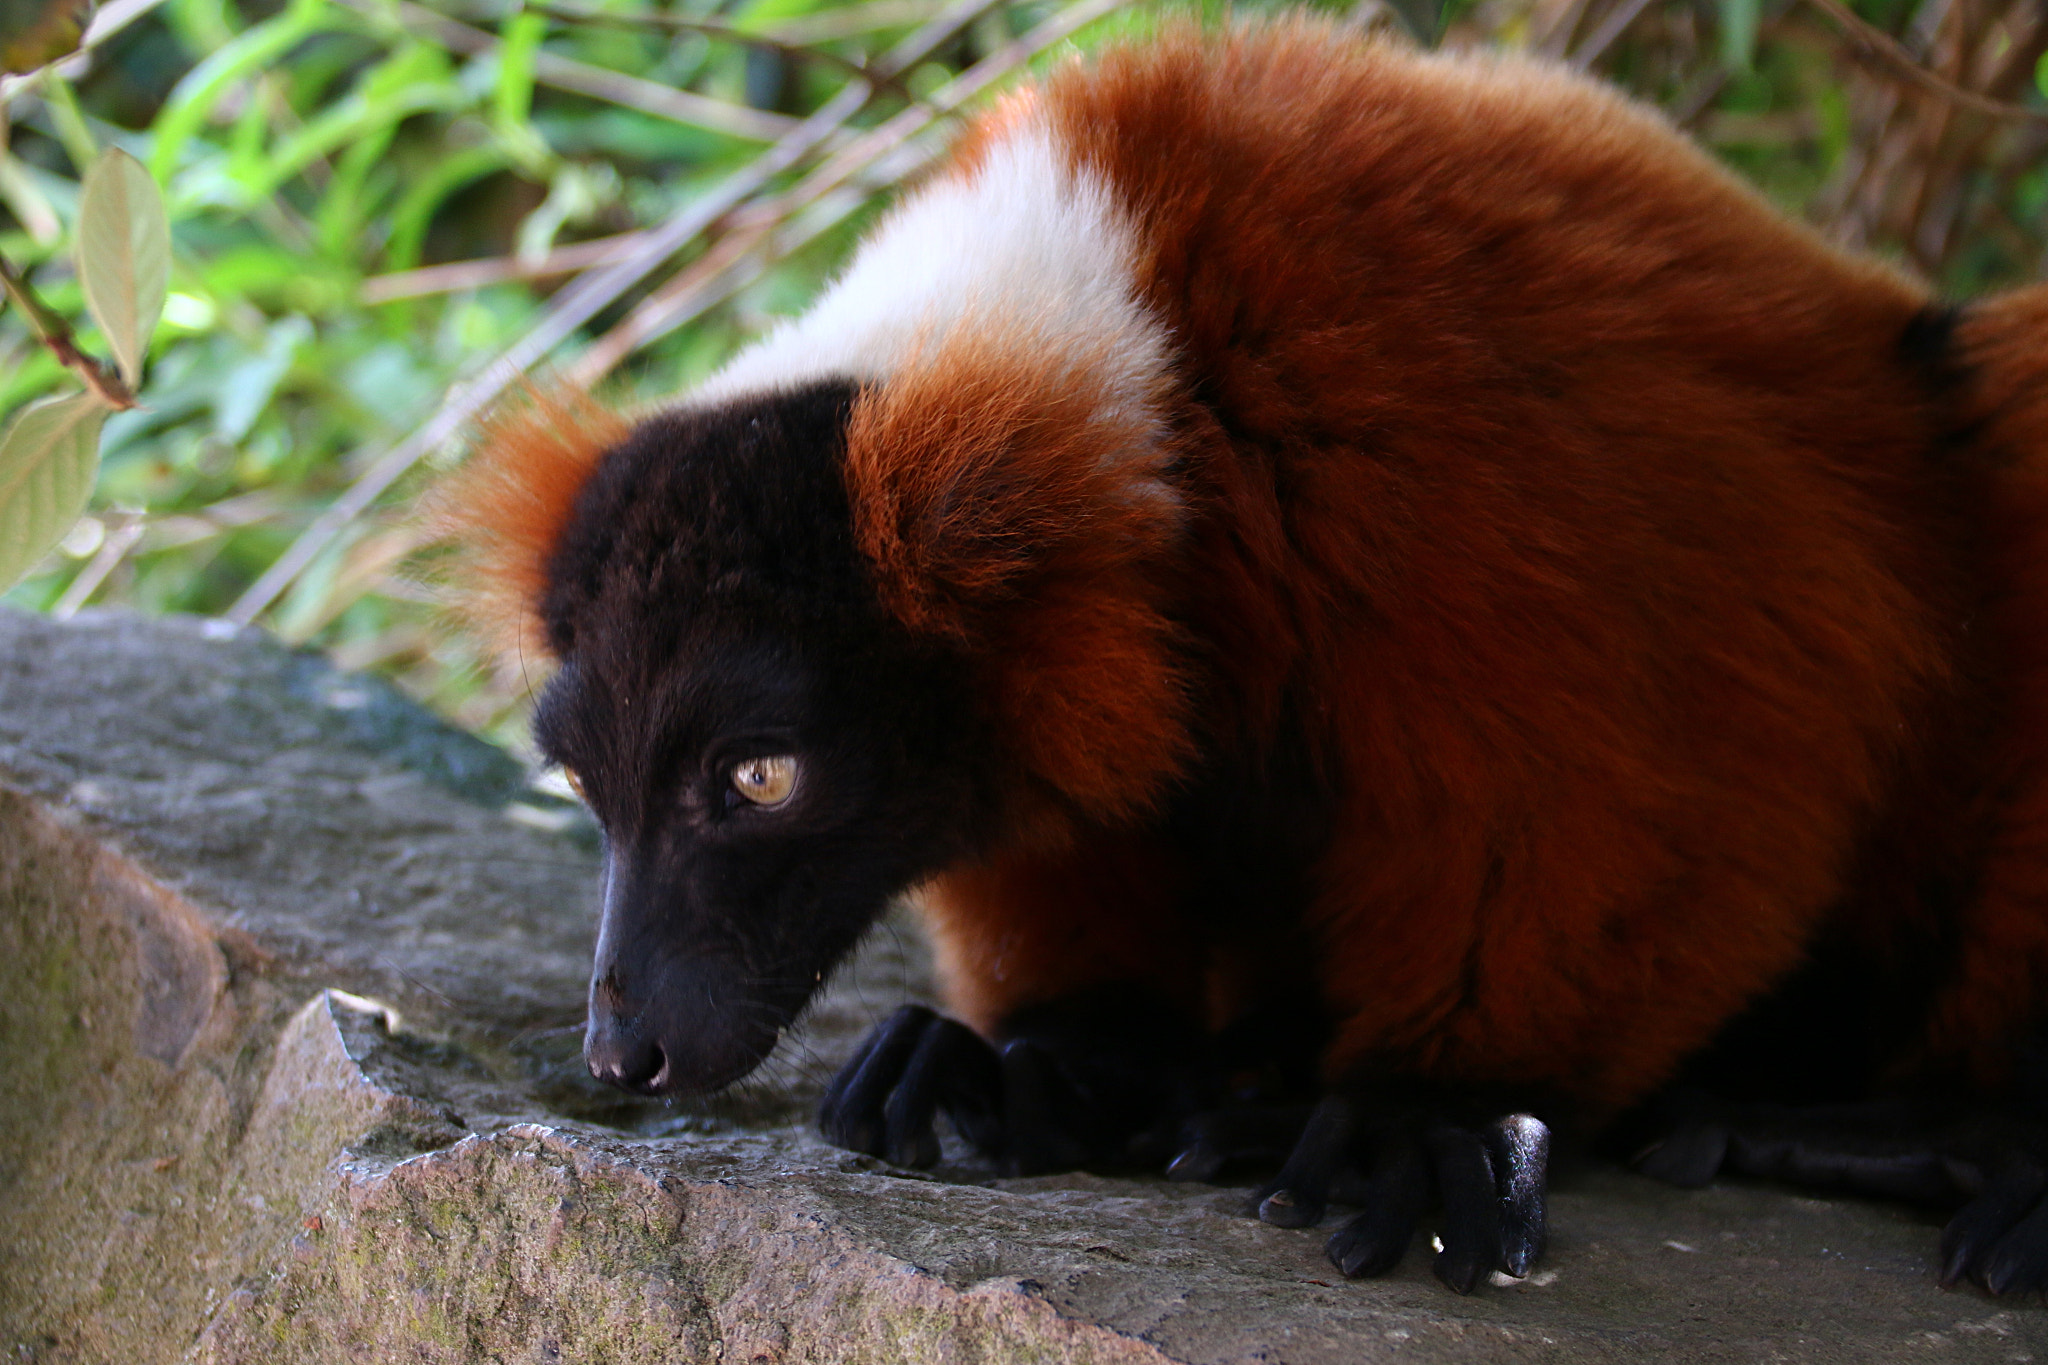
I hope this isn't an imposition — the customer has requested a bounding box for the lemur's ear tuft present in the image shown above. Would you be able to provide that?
[425,384,630,669]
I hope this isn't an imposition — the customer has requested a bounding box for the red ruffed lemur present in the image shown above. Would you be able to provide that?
[438,18,2048,1295]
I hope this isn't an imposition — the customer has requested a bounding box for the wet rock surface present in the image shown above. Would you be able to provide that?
[1,607,2042,1363]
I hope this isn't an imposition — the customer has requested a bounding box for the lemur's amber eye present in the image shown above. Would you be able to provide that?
[731,755,798,807]
[561,769,588,801]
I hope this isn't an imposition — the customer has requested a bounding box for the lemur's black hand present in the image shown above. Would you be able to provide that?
[1164,1092,1551,1293]
[820,1004,1002,1168]
[820,996,1214,1175]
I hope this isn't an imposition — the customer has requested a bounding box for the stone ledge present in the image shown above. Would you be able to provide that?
[1,607,2041,1363]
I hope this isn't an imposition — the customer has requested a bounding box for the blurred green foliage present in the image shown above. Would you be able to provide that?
[0,0,2043,750]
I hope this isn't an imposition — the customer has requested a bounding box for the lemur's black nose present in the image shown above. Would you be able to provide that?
[584,1014,669,1093]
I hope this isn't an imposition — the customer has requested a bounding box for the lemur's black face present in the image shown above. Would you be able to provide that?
[533,382,985,1097]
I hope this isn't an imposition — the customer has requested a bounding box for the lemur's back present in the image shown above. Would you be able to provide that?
[921,21,1986,1119]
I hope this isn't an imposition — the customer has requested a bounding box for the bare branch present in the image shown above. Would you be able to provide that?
[1567,0,1660,70]
[1803,0,2048,124]
[359,231,653,303]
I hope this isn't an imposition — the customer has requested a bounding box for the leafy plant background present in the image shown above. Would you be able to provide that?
[1,0,2043,755]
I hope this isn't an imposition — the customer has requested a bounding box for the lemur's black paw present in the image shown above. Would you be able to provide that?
[1382,1113,1548,1292]
[819,1002,1183,1175]
[1178,1093,1549,1293]
[819,1004,1001,1168]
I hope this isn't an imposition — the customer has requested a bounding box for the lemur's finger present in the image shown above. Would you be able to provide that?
[820,1004,934,1155]
[1326,1140,1430,1279]
[1429,1125,1499,1294]
[1257,1094,1362,1230]
[1487,1114,1550,1279]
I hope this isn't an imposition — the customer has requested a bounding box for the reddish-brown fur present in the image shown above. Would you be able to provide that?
[889,24,2048,1117]
[1918,288,2048,1087]
[929,831,1206,1037]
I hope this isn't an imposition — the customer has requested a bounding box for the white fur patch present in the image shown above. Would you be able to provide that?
[690,123,1172,425]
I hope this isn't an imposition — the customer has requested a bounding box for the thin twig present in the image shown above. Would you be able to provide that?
[1804,0,2048,124]
[0,253,137,409]
[561,147,927,384]
[562,219,776,385]
[133,489,284,550]
[523,3,931,109]
[282,522,431,642]
[359,231,652,303]
[1568,0,1660,70]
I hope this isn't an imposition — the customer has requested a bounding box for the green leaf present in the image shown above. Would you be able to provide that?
[0,390,109,592]
[1719,0,1759,71]
[76,147,170,388]
[165,0,232,52]
[491,12,553,174]
[316,124,402,261]
[495,12,544,131]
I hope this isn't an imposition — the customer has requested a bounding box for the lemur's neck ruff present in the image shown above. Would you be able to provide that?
[694,120,1174,444]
